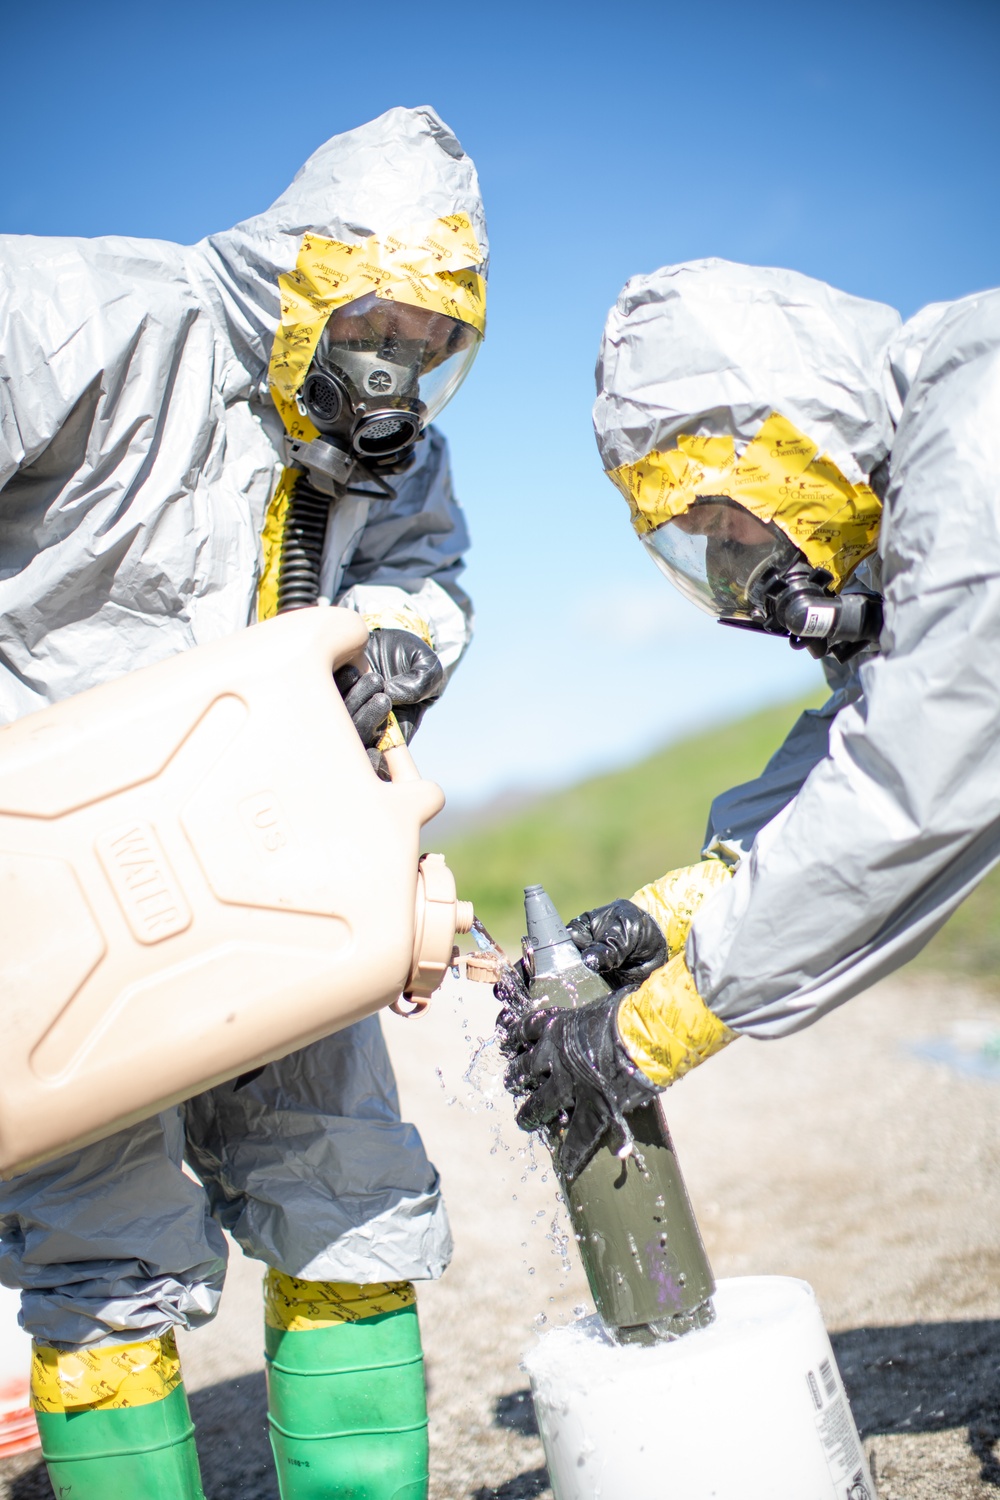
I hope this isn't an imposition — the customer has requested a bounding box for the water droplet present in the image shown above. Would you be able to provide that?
[534,1312,547,1326]
[528,1267,536,1276]
[574,1304,586,1318]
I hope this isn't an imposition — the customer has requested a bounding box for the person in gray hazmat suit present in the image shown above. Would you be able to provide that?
[0,106,488,1500]
[503,259,1000,1191]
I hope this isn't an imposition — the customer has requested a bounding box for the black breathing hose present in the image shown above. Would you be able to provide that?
[276,474,330,613]
[233,476,331,1092]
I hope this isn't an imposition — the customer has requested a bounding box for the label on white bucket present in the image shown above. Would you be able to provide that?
[806,1359,872,1498]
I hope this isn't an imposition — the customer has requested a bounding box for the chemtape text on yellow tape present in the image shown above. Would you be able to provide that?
[31,1332,182,1413]
[609,412,882,591]
[264,1271,416,1332]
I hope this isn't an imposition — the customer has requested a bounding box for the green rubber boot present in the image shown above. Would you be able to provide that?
[31,1334,204,1500]
[264,1272,428,1500]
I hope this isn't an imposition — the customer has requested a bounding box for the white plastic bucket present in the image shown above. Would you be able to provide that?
[0,1284,38,1457]
[525,1276,872,1500]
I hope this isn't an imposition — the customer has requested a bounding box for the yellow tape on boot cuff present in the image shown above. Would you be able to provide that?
[630,860,733,959]
[31,1331,182,1414]
[264,1271,416,1332]
[617,953,736,1089]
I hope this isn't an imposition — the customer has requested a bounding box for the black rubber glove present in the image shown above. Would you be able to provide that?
[364,628,445,744]
[500,993,660,1182]
[333,663,393,774]
[567,899,667,990]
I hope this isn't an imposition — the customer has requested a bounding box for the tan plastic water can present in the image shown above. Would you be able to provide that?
[0,607,467,1178]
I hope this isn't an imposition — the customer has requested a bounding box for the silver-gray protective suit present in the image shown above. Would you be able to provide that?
[0,105,487,1346]
[595,260,1000,1039]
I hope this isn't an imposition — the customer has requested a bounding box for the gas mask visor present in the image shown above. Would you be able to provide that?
[641,497,801,620]
[299,292,481,464]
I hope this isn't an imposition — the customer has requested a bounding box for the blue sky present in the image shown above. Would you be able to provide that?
[4,0,999,805]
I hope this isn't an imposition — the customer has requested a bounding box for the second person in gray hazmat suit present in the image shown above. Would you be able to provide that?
[502,258,1000,1187]
[0,106,487,1500]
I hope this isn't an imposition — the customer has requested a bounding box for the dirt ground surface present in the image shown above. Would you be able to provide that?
[3,971,1000,1498]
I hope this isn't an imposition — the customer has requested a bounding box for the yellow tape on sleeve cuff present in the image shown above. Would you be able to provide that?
[363,609,435,754]
[630,860,733,959]
[617,952,736,1088]
[30,1332,183,1414]
[264,1270,416,1332]
[363,608,434,649]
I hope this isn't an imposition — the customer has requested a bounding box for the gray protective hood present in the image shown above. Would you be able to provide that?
[196,105,490,387]
[593,259,901,489]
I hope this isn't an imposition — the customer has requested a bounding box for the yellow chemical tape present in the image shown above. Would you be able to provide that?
[268,213,486,435]
[31,1332,182,1414]
[609,412,882,591]
[617,952,736,1089]
[257,466,299,622]
[377,712,407,755]
[264,1271,416,1332]
[630,860,733,959]
[363,607,434,649]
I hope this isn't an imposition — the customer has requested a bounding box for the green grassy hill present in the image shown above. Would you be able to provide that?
[443,694,822,948]
[442,693,1000,984]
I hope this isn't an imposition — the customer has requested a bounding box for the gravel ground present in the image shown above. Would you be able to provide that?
[3,970,1000,1498]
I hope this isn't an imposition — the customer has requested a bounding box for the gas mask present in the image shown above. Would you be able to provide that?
[287,292,481,496]
[643,497,883,661]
